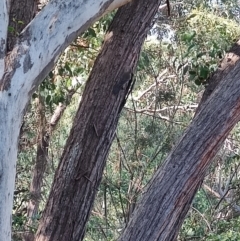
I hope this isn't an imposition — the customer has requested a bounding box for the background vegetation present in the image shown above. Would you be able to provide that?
[12,0,240,240]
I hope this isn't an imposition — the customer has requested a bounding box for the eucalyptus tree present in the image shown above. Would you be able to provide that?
[2,0,240,240]
[0,0,131,239]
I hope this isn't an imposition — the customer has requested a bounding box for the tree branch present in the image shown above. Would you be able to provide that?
[1,0,132,112]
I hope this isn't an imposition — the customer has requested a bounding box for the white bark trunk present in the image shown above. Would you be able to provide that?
[0,0,9,79]
[0,0,131,239]
[0,102,22,239]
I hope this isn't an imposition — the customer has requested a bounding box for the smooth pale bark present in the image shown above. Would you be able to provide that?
[0,0,9,78]
[118,42,240,240]
[35,0,162,240]
[1,0,36,238]
[0,0,131,239]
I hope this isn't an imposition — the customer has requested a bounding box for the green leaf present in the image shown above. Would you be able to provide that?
[189,70,197,75]
[187,44,196,52]
[195,78,202,85]
[66,78,72,88]
[8,26,15,33]
[58,67,64,76]
[141,52,150,67]
[46,95,52,105]
[186,13,197,20]
[199,66,209,79]
[49,71,54,78]
[64,63,72,76]
[88,28,96,37]
[181,31,196,43]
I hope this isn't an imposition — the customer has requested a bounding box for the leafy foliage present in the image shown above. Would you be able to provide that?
[13,1,240,240]
[177,9,240,85]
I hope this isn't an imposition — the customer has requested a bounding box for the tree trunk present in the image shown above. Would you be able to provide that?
[0,0,131,239]
[2,0,240,239]
[35,0,162,240]
[25,96,72,241]
[0,109,22,240]
[118,42,240,241]
[0,0,36,239]
[24,97,49,241]
[7,0,36,51]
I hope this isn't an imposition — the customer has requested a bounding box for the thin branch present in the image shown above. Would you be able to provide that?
[191,206,212,231]
[203,183,221,199]
[158,1,183,11]
[134,70,173,101]
[125,104,198,114]
[125,107,187,126]
[204,183,240,214]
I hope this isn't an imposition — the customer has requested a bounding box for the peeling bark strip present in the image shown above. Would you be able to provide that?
[118,44,240,240]
[35,0,162,240]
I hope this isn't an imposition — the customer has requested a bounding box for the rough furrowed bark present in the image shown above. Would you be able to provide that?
[25,99,71,241]
[118,42,240,241]
[24,97,49,241]
[35,0,162,240]
[0,0,131,239]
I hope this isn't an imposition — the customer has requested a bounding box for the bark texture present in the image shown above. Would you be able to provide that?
[0,0,36,239]
[0,1,130,239]
[7,1,37,235]
[25,97,49,241]
[25,97,71,241]
[7,0,36,51]
[118,41,240,241]
[35,0,162,240]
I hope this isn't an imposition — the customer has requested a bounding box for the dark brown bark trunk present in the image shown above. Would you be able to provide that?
[25,99,67,241]
[35,0,162,240]
[24,97,49,241]
[7,0,36,51]
[118,42,240,241]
